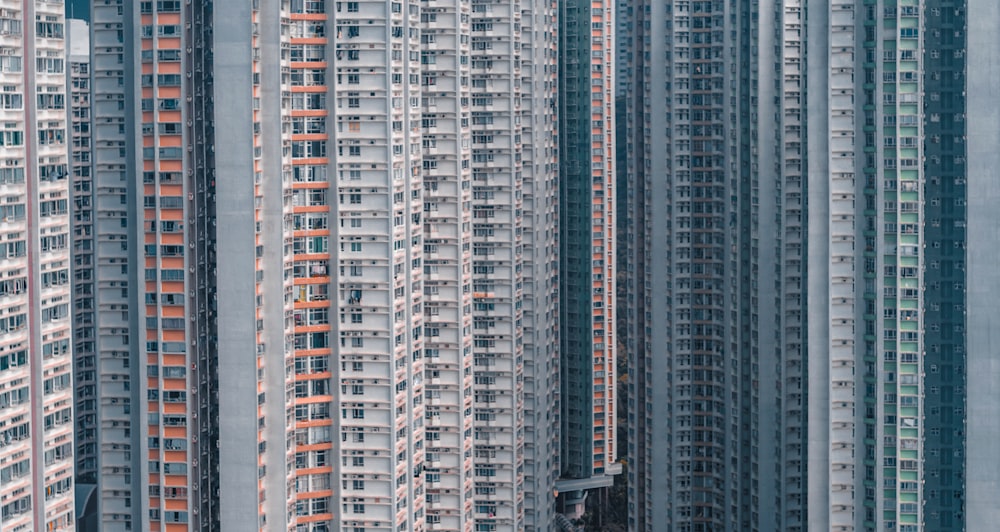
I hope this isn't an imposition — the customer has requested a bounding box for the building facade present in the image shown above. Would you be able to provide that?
[519,0,561,528]
[80,0,569,531]
[622,0,759,529]
[86,0,292,529]
[805,1,927,529]
[556,0,619,516]
[621,1,1000,531]
[67,17,97,490]
[755,1,808,530]
[86,0,138,527]
[921,2,967,529]
[0,0,76,530]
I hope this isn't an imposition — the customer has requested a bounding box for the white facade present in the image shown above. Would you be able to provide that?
[326,1,427,530]
[519,0,560,529]
[419,0,474,529]
[0,1,75,530]
[468,0,529,527]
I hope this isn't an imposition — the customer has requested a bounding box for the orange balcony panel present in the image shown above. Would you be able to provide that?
[166,524,189,532]
[159,184,182,195]
[142,87,153,99]
[158,209,184,221]
[159,160,183,172]
[289,13,326,20]
[157,87,181,99]
[294,300,330,310]
[148,377,158,389]
[291,181,328,190]
[295,443,333,453]
[161,330,185,342]
[164,475,187,487]
[290,86,328,94]
[157,135,183,149]
[290,133,328,142]
[149,523,161,532]
[163,378,186,391]
[164,451,186,462]
[161,306,185,318]
[157,62,181,74]
[163,403,186,414]
[294,324,330,334]
[159,233,184,245]
[160,281,184,293]
[294,157,329,166]
[142,64,153,75]
[145,281,156,292]
[143,160,154,172]
[163,427,186,439]
[157,38,181,50]
[294,348,332,357]
[297,514,334,524]
[158,111,182,123]
[295,419,333,430]
[295,490,333,501]
[148,449,159,461]
[290,37,327,45]
[142,136,154,148]
[164,499,188,511]
[156,13,181,24]
[292,230,330,238]
[292,253,329,262]
[290,61,328,69]
[290,110,327,118]
[293,373,332,384]
[149,473,159,484]
[163,354,186,366]
[294,466,333,477]
[144,233,156,245]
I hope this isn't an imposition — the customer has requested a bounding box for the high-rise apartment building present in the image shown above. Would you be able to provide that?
[518,0,561,529]
[802,1,957,529]
[622,1,1000,531]
[0,1,76,530]
[67,17,97,489]
[756,2,808,530]
[468,1,524,526]
[557,0,619,517]
[80,0,573,530]
[323,1,427,530]
[417,0,473,529]
[86,0,137,527]
[622,0,759,529]
[923,3,967,529]
[87,0,292,529]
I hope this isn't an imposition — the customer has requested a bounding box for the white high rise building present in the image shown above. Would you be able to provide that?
[0,1,75,530]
